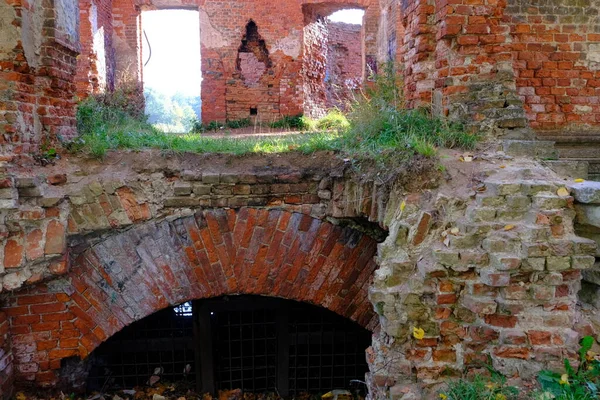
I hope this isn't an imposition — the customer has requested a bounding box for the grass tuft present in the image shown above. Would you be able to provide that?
[72,64,477,166]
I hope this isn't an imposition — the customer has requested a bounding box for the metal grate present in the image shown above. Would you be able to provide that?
[212,308,278,392]
[87,306,195,391]
[87,296,370,396]
[288,305,370,394]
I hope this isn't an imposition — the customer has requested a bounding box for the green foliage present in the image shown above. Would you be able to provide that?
[270,114,314,130]
[145,87,200,133]
[440,374,518,400]
[73,62,476,166]
[534,336,600,400]
[190,118,252,133]
[315,109,350,131]
[341,62,477,164]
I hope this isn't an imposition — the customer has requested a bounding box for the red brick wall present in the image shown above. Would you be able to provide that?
[0,0,78,157]
[326,22,363,109]
[3,209,378,386]
[0,312,14,398]
[302,14,329,118]
[76,0,115,98]
[506,0,600,132]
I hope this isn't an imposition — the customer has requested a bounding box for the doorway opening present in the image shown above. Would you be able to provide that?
[87,296,372,397]
[142,9,201,132]
[302,6,365,118]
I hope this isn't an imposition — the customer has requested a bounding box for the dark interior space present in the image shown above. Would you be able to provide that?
[87,296,372,397]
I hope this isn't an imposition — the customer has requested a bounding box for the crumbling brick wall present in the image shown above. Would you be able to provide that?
[76,0,115,98]
[506,0,600,133]
[326,22,363,109]
[302,14,330,118]
[0,0,79,157]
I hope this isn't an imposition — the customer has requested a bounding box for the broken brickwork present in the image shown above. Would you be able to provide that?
[0,152,599,397]
[326,22,363,110]
[0,0,78,156]
[3,0,600,157]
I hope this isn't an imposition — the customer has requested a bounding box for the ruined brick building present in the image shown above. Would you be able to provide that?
[1,0,600,398]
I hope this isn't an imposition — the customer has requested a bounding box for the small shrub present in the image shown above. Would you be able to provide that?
[226,118,251,129]
[315,109,350,131]
[439,374,518,400]
[270,114,314,130]
[534,336,600,400]
[341,62,477,165]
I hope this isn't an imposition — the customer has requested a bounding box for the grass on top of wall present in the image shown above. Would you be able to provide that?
[72,65,477,163]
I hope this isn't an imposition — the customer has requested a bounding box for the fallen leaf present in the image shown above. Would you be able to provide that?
[499,165,506,169]
[463,156,473,162]
[15,393,27,400]
[504,224,515,231]
[450,227,459,235]
[400,200,406,212]
[557,187,569,196]
[575,178,585,183]
[413,327,425,340]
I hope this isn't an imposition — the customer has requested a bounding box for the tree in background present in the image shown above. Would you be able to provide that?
[144,87,201,133]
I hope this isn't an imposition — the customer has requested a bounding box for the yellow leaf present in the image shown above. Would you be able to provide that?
[499,165,506,169]
[464,156,473,162]
[557,187,569,196]
[575,178,585,183]
[450,227,459,235]
[400,200,406,212]
[559,373,569,385]
[412,327,425,340]
[504,224,515,231]
[15,393,26,400]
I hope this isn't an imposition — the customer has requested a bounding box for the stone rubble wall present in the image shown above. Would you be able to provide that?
[573,182,600,311]
[0,155,390,295]
[367,161,598,399]
[0,153,598,397]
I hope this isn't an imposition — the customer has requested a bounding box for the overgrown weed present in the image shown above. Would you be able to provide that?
[72,64,476,164]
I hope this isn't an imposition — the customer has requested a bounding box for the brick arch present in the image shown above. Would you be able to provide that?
[4,208,379,386]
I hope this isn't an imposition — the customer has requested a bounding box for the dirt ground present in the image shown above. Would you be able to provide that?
[198,125,304,138]
[14,382,359,400]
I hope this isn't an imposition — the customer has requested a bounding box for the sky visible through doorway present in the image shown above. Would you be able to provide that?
[142,8,363,127]
[142,9,364,98]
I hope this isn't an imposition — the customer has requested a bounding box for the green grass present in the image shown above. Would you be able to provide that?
[72,67,477,164]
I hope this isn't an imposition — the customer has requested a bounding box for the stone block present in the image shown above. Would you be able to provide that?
[182,170,202,181]
[193,184,212,196]
[490,254,521,270]
[202,172,220,184]
[432,249,460,266]
[570,181,600,204]
[220,173,239,184]
[543,160,589,179]
[480,269,511,287]
[522,257,546,271]
[571,255,596,270]
[467,207,496,222]
[576,204,600,229]
[460,295,497,315]
[533,194,568,210]
[506,195,531,210]
[173,182,192,196]
[476,195,506,207]
[546,256,571,271]
[502,140,557,159]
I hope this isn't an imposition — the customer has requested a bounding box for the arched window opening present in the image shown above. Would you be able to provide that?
[87,296,371,397]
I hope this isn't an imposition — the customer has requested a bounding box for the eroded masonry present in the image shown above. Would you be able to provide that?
[2,0,600,399]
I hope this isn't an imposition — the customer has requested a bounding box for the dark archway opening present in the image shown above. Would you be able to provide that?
[87,295,371,397]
